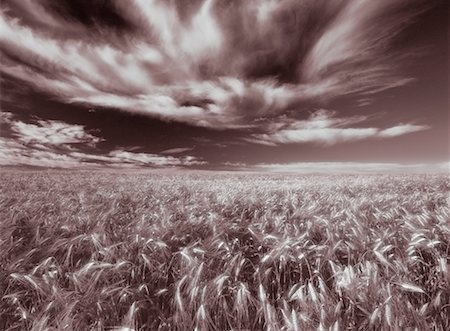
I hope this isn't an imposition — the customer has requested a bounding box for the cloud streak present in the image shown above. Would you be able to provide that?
[245,110,429,145]
[0,0,427,130]
[161,147,195,155]
[302,0,422,94]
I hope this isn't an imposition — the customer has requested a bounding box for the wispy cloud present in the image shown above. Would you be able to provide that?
[106,150,201,167]
[11,119,102,147]
[378,124,430,138]
[302,0,423,95]
[245,110,429,145]
[161,147,195,155]
[0,112,205,168]
[0,0,427,130]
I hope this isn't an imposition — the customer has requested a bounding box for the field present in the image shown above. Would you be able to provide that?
[1,171,449,330]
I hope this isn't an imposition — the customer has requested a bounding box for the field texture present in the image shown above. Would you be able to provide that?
[1,171,449,330]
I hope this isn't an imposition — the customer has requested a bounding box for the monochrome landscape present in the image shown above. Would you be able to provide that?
[0,0,449,330]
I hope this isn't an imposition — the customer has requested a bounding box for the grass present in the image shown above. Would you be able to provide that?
[0,170,449,330]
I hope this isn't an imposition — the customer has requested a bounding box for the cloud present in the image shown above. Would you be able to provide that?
[245,110,429,145]
[116,0,223,60]
[251,162,447,174]
[222,161,248,170]
[0,0,427,129]
[302,0,423,94]
[161,147,195,154]
[67,150,204,168]
[11,119,102,147]
[378,124,430,138]
[106,150,202,167]
[0,113,205,168]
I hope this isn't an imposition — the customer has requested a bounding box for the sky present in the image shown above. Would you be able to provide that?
[0,0,448,172]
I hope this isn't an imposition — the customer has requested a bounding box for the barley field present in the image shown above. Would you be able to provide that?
[0,171,449,330]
